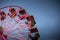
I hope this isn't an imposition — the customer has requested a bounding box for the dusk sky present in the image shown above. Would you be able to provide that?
[0,0,59,40]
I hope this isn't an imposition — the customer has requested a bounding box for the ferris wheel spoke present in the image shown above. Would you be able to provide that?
[18,24,30,29]
[5,20,16,30]
[6,28,20,33]
[5,26,29,35]
[6,19,21,31]
[0,17,3,25]
[6,34,20,39]
[6,14,27,30]
[6,28,24,34]
[5,33,27,40]
[4,17,13,29]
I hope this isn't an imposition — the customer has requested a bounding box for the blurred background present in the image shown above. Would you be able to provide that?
[0,0,60,40]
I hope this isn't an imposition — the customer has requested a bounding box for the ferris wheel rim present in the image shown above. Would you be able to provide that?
[0,6,32,40]
[0,6,24,10]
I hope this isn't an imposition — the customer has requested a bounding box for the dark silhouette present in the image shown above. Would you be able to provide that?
[28,33,40,40]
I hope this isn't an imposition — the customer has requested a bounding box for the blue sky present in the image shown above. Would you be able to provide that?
[0,0,59,40]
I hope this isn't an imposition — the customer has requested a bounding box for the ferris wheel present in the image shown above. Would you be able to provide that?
[0,6,40,40]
